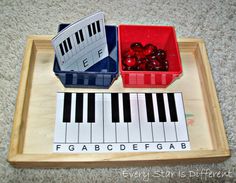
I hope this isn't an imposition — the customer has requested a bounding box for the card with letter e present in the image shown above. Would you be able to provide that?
[52,12,109,72]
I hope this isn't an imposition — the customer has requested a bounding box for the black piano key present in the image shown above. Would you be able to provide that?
[145,93,155,122]
[92,22,96,35]
[123,93,131,122]
[63,93,71,123]
[156,93,167,122]
[63,40,68,52]
[75,32,80,44]
[59,43,64,56]
[87,93,95,123]
[111,93,119,123]
[67,37,72,50]
[79,29,84,41]
[75,93,83,123]
[96,20,101,32]
[88,24,92,37]
[167,93,178,122]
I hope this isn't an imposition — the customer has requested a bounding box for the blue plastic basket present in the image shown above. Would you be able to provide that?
[53,24,118,88]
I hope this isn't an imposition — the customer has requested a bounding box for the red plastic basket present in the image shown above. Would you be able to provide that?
[118,25,182,88]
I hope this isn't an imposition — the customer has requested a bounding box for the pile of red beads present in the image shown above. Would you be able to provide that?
[122,42,168,71]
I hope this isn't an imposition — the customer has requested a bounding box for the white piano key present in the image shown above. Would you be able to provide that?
[56,46,64,65]
[93,21,100,41]
[103,93,116,143]
[91,93,104,143]
[78,93,91,143]
[66,93,78,143]
[85,24,92,45]
[163,93,177,142]
[65,37,73,59]
[62,41,70,62]
[174,93,189,141]
[82,26,88,48]
[91,22,96,38]
[128,93,141,142]
[71,33,79,54]
[67,49,73,61]
[58,44,64,58]
[152,93,165,142]
[97,19,103,39]
[75,31,83,51]
[116,93,128,143]
[78,27,85,50]
[68,35,76,56]
[89,23,96,44]
[56,44,65,60]
[54,93,66,143]
[100,19,105,38]
[137,93,153,142]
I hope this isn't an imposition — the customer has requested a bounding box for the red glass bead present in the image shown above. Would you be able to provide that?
[137,58,149,64]
[156,49,167,60]
[123,56,137,67]
[130,42,143,52]
[136,62,146,71]
[149,59,162,71]
[152,59,161,66]
[163,61,169,71]
[143,44,157,56]
[147,54,158,61]
[125,49,135,57]
[135,51,145,59]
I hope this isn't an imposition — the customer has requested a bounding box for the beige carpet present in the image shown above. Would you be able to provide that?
[0,0,235,182]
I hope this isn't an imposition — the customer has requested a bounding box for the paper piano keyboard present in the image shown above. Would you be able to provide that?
[52,12,108,71]
[54,92,190,153]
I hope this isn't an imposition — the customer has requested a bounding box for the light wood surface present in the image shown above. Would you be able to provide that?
[8,36,230,168]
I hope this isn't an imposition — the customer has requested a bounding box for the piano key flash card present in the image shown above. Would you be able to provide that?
[52,12,108,71]
[53,92,190,153]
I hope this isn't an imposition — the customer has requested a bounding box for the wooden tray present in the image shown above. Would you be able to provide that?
[8,36,230,168]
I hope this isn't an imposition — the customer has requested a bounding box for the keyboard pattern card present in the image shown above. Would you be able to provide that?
[53,92,190,153]
[52,12,108,71]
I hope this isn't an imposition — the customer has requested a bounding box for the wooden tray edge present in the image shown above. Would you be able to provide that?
[8,150,230,168]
